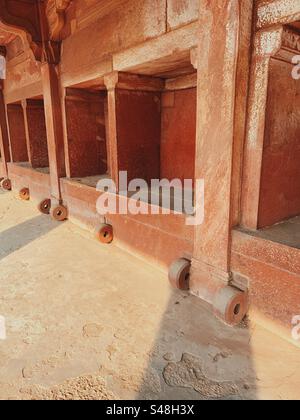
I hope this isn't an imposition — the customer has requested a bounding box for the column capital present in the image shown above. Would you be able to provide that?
[104,72,119,91]
[253,27,283,58]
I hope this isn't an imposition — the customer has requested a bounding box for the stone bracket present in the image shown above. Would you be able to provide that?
[104,71,165,92]
[0,0,70,64]
[256,0,300,30]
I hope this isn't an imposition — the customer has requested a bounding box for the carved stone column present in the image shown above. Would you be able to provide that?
[190,0,248,326]
[0,47,10,179]
[41,62,66,204]
[104,72,120,191]
[241,28,283,229]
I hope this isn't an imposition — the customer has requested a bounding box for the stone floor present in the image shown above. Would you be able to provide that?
[0,190,299,400]
[16,162,50,175]
[257,216,300,249]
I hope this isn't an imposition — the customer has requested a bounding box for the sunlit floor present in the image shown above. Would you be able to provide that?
[15,162,50,175]
[71,174,109,188]
[257,216,300,249]
[0,190,299,400]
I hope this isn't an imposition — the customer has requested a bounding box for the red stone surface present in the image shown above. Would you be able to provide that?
[26,100,49,168]
[7,162,51,202]
[259,58,300,228]
[231,229,300,327]
[2,0,300,333]
[65,90,108,178]
[7,104,28,162]
[61,178,193,267]
[161,88,196,183]
[191,0,240,280]
[115,89,161,185]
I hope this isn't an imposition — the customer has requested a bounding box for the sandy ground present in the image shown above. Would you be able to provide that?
[0,190,299,400]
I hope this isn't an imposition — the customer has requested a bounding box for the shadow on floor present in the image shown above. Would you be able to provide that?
[137,289,257,400]
[0,215,60,261]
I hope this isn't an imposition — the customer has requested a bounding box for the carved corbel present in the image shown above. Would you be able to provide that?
[0,0,43,59]
[46,0,72,41]
[0,0,71,64]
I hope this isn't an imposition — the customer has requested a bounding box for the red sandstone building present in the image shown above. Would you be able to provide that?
[0,0,299,335]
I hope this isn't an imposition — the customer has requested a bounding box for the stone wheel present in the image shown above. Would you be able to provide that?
[168,258,191,290]
[96,223,114,244]
[213,286,249,326]
[1,178,11,191]
[52,205,68,222]
[19,188,30,201]
[38,199,51,215]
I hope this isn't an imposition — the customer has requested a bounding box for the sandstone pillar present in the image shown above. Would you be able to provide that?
[0,48,10,178]
[41,63,66,204]
[190,0,246,325]
[241,28,283,229]
[104,72,122,192]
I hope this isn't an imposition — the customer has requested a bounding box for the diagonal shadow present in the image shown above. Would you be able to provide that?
[137,289,257,400]
[0,215,60,261]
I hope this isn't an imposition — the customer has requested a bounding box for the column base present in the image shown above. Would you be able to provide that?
[38,198,51,215]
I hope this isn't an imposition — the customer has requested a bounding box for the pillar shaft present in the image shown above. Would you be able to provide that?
[0,80,11,178]
[41,63,66,203]
[191,0,240,300]
[241,28,283,229]
[104,72,123,192]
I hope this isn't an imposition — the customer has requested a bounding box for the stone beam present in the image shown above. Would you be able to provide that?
[257,0,300,29]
